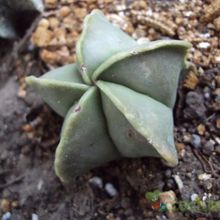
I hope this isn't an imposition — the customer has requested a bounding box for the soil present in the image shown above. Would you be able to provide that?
[0,0,220,220]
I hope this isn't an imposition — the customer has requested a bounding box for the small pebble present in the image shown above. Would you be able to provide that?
[204,92,210,99]
[38,18,50,28]
[186,172,192,178]
[215,145,220,154]
[45,0,57,8]
[191,193,199,201]
[32,214,38,220]
[166,178,175,189]
[124,208,133,216]
[184,11,193,17]
[120,198,130,209]
[165,169,172,178]
[203,87,211,99]
[173,175,184,191]
[0,199,10,213]
[185,91,206,118]
[199,33,210,38]
[11,201,19,209]
[137,37,149,44]
[183,134,191,143]
[159,191,176,204]
[59,6,71,17]
[202,140,215,156]
[37,179,44,191]
[215,56,220,63]
[202,193,210,201]
[146,9,153,16]
[191,134,201,148]
[48,17,60,29]
[198,173,212,181]
[2,212,11,220]
[115,4,126,11]
[88,176,103,189]
[104,183,118,197]
[197,124,206,135]
[215,137,220,145]
[215,95,220,103]
[203,180,213,190]
[197,42,210,49]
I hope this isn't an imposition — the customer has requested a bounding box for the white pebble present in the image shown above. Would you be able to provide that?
[204,92,210,99]
[173,175,184,191]
[137,38,150,44]
[115,4,126,11]
[184,11,193,17]
[197,42,210,49]
[203,193,212,201]
[88,176,103,189]
[191,134,201,148]
[104,183,118,197]
[32,213,39,220]
[118,12,125,17]
[214,136,220,144]
[2,212,11,220]
[146,9,153,16]
[202,193,209,201]
[215,56,220,63]
[198,173,212,181]
[37,179,44,191]
[191,193,199,201]
[199,33,211,38]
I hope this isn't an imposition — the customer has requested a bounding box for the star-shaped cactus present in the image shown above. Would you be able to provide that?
[26,10,191,183]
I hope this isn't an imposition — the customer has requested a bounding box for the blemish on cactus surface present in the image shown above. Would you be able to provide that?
[74,105,81,112]
[130,50,138,55]
[127,129,133,138]
[80,64,87,75]
[148,139,153,145]
[92,79,97,85]
[26,9,190,182]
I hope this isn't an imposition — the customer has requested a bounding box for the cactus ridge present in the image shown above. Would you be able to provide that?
[26,10,191,182]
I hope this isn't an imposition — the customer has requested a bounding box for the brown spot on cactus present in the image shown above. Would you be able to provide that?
[127,129,133,138]
[26,9,191,182]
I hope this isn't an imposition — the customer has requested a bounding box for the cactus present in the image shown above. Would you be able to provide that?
[26,10,191,183]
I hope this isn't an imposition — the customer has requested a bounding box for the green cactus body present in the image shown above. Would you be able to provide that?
[26,9,191,182]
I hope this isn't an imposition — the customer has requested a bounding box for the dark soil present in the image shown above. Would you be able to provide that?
[0,0,220,220]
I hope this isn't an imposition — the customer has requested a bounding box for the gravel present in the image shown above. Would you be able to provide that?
[184,91,206,119]
[191,134,201,149]
[1,212,11,220]
[104,183,118,197]
[202,140,215,156]
[88,176,103,189]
